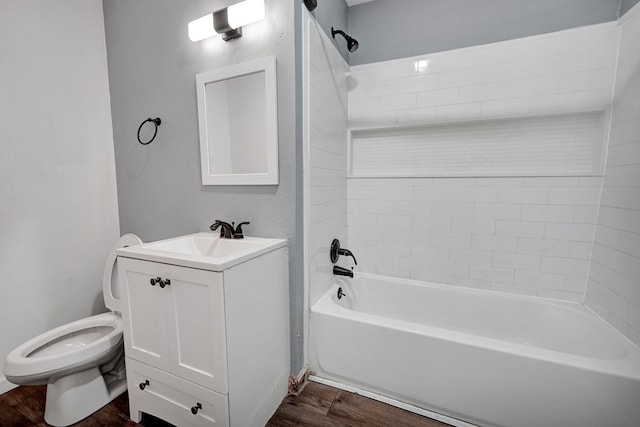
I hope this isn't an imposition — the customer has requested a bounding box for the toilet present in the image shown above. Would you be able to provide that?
[3,234,142,427]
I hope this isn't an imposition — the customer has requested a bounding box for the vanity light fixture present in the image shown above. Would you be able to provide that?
[188,0,265,42]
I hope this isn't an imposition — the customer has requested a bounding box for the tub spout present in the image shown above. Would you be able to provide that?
[333,265,354,278]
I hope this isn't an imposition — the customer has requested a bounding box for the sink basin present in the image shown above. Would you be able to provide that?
[115,232,287,271]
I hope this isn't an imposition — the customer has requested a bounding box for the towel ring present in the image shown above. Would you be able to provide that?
[137,117,162,145]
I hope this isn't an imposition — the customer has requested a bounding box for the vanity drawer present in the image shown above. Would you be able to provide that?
[126,358,229,427]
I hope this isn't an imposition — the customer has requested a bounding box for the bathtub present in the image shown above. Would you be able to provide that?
[309,273,640,427]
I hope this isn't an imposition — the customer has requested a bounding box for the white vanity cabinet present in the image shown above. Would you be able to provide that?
[116,236,289,427]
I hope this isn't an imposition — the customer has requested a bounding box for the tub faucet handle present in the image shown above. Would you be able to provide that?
[330,239,357,265]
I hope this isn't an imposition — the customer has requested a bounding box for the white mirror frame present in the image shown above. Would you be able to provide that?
[196,56,278,185]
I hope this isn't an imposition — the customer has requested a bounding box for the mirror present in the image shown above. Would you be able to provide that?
[196,56,278,185]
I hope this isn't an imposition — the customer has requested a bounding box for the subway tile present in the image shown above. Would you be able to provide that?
[413,186,454,201]
[453,187,498,203]
[377,214,413,230]
[545,223,595,242]
[474,203,522,220]
[450,248,494,266]
[418,54,461,73]
[452,218,496,235]
[459,83,507,103]
[504,75,559,98]
[558,68,615,93]
[398,74,438,93]
[438,67,484,88]
[361,61,417,81]
[472,234,518,252]
[436,102,483,121]
[378,93,417,112]
[396,106,438,125]
[412,244,451,260]
[493,252,541,271]
[431,231,472,248]
[393,199,428,215]
[517,238,570,257]
[569,241,594,259]
[470,265,515,284]
[416,87,459,107]
[521,205,575,223]
[541,257,589,276]
[548,187,600,206]
[515,270,565,290]
[498,187,548,204]
[574,206,598,224]
[412,217,452,232]
[594,224,640,258]
[432,201,475,217]
[496,220,546,238]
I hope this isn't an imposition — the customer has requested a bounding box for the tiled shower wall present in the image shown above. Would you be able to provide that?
[347,23,620,302]
[586,5,640,346]
[306,16,349,305]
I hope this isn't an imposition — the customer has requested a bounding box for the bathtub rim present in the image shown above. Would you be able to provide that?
[311,273,640,381]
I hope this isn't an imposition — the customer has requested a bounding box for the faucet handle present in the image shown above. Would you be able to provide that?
[233,221,250,239]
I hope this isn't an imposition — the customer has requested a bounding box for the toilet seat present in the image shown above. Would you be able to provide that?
[3,233,142,385]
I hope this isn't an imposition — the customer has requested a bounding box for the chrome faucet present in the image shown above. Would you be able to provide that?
[209,220,250,239]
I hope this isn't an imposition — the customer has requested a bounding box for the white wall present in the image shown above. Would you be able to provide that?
[304,13,349,307]
[347,23,619,302]
[0,0,120,393]
[586,4,640,346]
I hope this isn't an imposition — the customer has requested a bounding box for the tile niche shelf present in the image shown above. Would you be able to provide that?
[349,111,608,178]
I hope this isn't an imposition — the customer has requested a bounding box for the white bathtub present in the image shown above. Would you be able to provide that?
[310,273,640,427]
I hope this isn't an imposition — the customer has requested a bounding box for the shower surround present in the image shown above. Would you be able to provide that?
[346,22,619,303]
[305,4,640,424]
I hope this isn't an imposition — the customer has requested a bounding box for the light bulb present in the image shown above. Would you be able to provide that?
[188,13,215,42]
[227,0,265,30]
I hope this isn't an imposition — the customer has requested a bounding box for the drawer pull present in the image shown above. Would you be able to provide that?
[150,277,162,286]
[191,402,202,415]
[139,380,150,390]
[160,278,171,288]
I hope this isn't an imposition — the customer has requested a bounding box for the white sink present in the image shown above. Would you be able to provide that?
[115,232,287,271]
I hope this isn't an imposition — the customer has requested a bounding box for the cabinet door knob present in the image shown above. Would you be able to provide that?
[150,277,162,286]
[191,402,202,415]
[139,380,150,390]
[160,278,171,288]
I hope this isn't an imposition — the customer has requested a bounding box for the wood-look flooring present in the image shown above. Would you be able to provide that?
[0,381,451,426]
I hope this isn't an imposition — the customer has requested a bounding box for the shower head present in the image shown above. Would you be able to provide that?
[331,27,359,52]
[303,0,317,11]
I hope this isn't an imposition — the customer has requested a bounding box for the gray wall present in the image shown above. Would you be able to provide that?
[347,0,633,65]
[103,0,304,374]
[621,0,640,15]
[306,0,349,60]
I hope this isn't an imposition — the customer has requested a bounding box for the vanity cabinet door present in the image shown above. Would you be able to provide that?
[166,266,228,393]
[119,258,172,371]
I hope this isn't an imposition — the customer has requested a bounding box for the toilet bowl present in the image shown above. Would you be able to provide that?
[3,234,142,427]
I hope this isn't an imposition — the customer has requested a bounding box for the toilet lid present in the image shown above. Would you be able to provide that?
[103,233,142,312]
